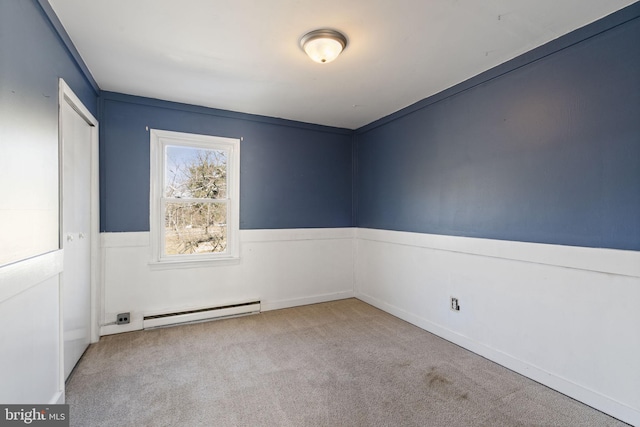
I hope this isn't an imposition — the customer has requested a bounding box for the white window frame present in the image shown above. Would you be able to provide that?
[150,129,240,267]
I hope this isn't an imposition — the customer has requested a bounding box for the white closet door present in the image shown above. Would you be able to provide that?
[61,98,92,379]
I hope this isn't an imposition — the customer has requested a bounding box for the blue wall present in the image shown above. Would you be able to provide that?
[100,93,354,232]
[355,6,640,251]
[1,1,98,119]
[10,0,637,251]
[0,0,98,262]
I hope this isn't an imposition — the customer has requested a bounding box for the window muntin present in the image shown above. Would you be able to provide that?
[150,130,239,264]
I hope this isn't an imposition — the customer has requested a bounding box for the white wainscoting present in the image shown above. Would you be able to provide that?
[99,226,639,424]
[354,228,640,426]
[100,228,355,336]
[0,250,64,405]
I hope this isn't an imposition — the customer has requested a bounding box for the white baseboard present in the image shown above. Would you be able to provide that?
[99,292,355,335]
[261,291,355,312]
[50,390,64,405]
[100,319,144,336]
[356,291,639,425]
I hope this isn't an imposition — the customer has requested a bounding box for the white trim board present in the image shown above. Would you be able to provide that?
[101,232,149,248]
[356,228,640,278]
[0,250,63,304]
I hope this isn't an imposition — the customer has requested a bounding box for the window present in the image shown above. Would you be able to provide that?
[150,129,240,265]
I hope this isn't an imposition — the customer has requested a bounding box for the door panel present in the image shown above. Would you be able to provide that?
[61,99,92,379]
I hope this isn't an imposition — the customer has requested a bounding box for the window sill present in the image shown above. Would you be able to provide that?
[148,256,240,270]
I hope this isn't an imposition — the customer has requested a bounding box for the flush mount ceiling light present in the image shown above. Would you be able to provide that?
[300,29,348,64]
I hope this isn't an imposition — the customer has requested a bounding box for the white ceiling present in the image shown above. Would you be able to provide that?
[48,0,636,129]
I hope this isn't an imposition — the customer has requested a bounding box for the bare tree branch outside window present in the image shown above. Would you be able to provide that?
[164,147,228,255]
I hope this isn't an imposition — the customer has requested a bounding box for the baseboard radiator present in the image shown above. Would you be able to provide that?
[143,300,261,329]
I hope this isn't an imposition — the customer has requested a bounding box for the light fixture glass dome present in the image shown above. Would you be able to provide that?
[300,29,347,64]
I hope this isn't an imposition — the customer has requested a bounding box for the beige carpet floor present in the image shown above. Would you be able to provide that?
[66,299,628,426]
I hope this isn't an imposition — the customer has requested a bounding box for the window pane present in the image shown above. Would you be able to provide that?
[164,202,227,255]
[165,146,227,199]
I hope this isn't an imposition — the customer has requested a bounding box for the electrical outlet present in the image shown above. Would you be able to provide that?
[116,312,130,325]
[450,297,460,312]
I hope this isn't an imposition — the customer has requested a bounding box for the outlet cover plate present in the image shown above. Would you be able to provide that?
[116,312,130,324]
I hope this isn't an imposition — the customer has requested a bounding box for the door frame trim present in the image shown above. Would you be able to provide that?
[58,79,100,389]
